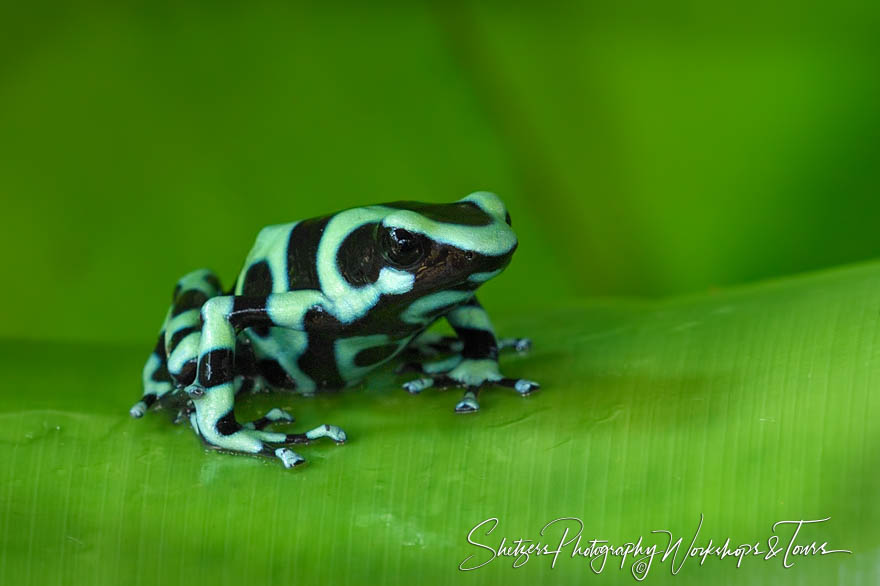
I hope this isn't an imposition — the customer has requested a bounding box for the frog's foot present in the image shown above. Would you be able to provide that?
[454,388,481,413]
[189,382,347,469]
[497,337,532,354]
[270,447,307,468]
[263,424,347,469]
[494,377,541,395]
[262,423,347,449]
[400,358,540,412]
[243,407,295,431]
[198,422,347,469]
[451,376,540,413]
[130,379,176,418]
[129,398,154,418]
[129,387,193,423]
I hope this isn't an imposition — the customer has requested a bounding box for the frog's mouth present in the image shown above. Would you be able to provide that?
[456,244,517,288]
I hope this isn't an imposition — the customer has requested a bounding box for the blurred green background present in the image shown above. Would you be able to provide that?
[1,2,879,585]
[2,0,880,344]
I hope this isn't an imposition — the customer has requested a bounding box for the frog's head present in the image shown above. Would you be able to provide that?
[375,191,517,295]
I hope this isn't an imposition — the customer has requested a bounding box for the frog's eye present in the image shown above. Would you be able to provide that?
[379,227,426,268]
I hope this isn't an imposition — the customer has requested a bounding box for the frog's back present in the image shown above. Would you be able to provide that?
[234,216,331,296]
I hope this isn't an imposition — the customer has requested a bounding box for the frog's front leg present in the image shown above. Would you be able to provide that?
[186,292,346,468]
[400,297,539,412]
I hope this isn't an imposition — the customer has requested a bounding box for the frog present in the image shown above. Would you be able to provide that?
[129,191,538,468]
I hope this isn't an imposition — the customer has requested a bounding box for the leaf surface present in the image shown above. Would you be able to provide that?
[1,261,877,585]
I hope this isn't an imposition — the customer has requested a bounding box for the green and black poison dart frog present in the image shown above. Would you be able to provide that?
[129,192,538,468]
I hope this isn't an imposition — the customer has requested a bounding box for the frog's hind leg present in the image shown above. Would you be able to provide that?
[398,331,531,369]
[130,269,224,418]
[230,341,296,430]
[130,317,175,418]
[400,332,463,359]
[230,338,276,397]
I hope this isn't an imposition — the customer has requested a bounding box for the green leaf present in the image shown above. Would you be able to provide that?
[1,261,876,585]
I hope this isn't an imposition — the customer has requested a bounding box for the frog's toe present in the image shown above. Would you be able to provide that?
[515,379,540,395]
[454,390,481,413]
[266,407,294,422]
[129,393,161,418]
[129,401,147,418]
[274,447,306,469]
[245,407,295,431]
[306,424,347,444]
[514,338,532,353]
[499,378,540,395]
[498,337,532,353]
[402,377,435,394]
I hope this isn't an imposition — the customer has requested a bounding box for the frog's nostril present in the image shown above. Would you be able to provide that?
[464,251,475,261]
[505,212,512,226]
